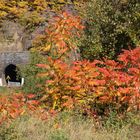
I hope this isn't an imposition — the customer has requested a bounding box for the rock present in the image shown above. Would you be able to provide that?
[0,20,32,52]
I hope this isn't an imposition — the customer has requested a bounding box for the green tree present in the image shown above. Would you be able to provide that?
[79,0,140,60]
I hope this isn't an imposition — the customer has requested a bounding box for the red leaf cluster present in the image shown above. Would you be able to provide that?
[0,93,49,125]
[37,47,140,115]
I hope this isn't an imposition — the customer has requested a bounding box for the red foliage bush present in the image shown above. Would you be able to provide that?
[0,93,49,125]
[37,47,140,115]
[1,48,139,124]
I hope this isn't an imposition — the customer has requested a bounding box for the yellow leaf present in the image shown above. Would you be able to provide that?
[58,0,65,3]
[0,11,7,17]
[53,100,57,109]
[18,2,28,8]
[44,44,51,52]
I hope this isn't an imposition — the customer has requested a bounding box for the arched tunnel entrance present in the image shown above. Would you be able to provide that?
[4,64,21,85]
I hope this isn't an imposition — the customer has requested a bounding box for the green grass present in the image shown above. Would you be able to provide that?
[0,87,22,95]
[0,111,140,140]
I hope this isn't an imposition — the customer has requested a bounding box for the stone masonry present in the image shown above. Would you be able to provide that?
[0,21,30,86]
[0,52,29,84]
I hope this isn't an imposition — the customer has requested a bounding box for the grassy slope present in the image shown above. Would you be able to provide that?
[0,111,140,140]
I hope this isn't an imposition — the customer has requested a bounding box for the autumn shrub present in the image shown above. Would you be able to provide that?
[32,11,84,61]
[37,47,140,116]
[19,6,140,117]
[0,92,51,126]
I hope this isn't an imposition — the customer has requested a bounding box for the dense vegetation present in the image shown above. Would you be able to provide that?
[79,0,140,60]
[0,0,140,139]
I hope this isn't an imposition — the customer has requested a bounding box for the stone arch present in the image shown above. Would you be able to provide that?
[4,64,21,84]
[0,51,29,86]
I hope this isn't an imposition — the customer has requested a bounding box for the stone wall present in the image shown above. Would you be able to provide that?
[0,20,31,86]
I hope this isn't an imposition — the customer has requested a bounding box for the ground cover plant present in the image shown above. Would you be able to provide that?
[0,93,42,125]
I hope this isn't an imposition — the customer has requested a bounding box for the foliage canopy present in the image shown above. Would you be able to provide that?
[79,0,140,60]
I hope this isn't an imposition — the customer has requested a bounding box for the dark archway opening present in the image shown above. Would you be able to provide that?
[5,64,21,84]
